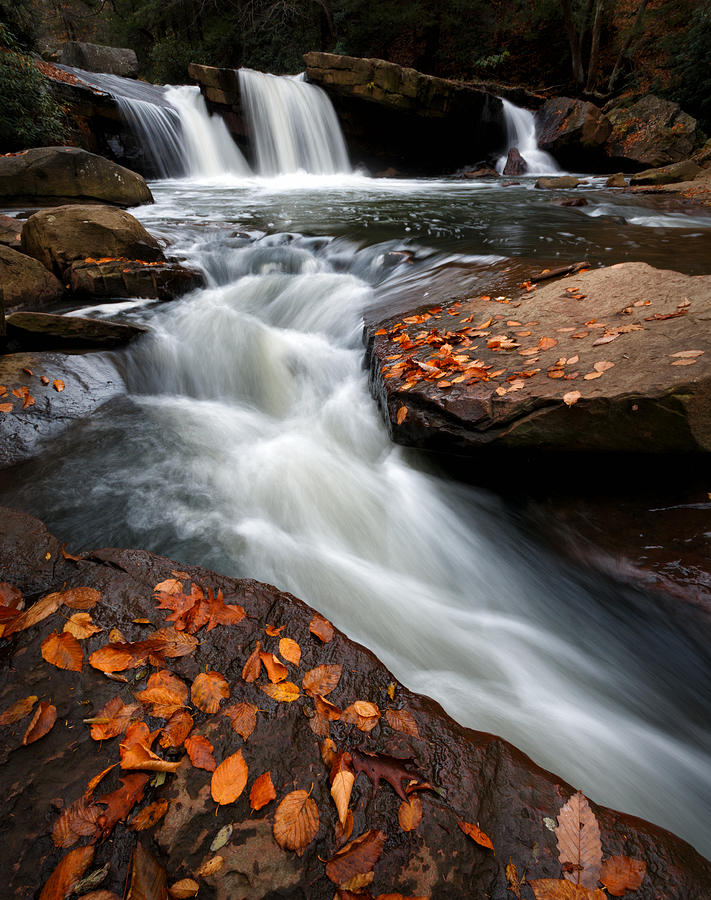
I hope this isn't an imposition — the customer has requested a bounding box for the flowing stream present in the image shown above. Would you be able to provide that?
[4,72,711,858]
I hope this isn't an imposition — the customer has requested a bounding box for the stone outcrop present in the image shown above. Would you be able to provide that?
[535,175,585,189]
[4,311,148,351]
[1,506,709,899]
[58,41,139,78]
[535,97,612,171]
[0,147,153,208]
[605,95,704,170]
[630,159,702,186]
[303,52,506,174]
[0,245,64,310]
[68,258,204,302]
[22,204,163,278]
[503,147,526,175]
[0,214,23,251]
[366,262,711,456]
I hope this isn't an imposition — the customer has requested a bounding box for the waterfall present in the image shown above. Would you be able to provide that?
[238,69,351,176]
[496,97,558,175]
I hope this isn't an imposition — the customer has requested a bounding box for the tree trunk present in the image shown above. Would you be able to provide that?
[607,0,649,92]
[584,0,605,93]
[561,0,585,85]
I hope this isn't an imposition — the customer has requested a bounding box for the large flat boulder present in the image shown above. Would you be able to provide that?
[630,159,702,186]
[58,41,139,78]
[605,95,704,170]
[22,204,163,277]
[534,97,612,171]
[68,258,204,301]
[0,147,153,208]
[366,262,711,455]
[5,311,147,350]
[0,506,709,898]
[0,245,63,310]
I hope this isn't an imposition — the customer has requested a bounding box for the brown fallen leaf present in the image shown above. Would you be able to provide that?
[330,752,354,828]
[303,664,342,697]
[351,749,425,801]
[343,700,381,732]
[599,855,646,896]
[0,581,23,608]
[529,880,606,899]
[185,734,217,771]
[120,721,181,773]
[326,829,386,885]
[223,701,258,740]
[398,795,422,832]
[583,371,603,380]
[265,623,286,636]
[87,696,140,741]
[250,771,277,811]
[506,862,524,898]
[538,336,558,351]
[671,358,698,366]
[63,612,102,640]
[42,631,83,671]
[259,651,289,683]
[563,390,581,406]
[0,402,12,413]
[3,591,64,636]
[458,819,494,850]
[22,701,57,745]
[159,709,194,749]
[396,405,408,425]
[385,708,419,737]
[205,587,245,631]
[195,855,224,877]
[53,379,65,392]
[129,798,169,830]
[273,789,319,851]
[0,694,37,725]
[670,349,704,358]
[309,613,334,643]
[211,750,248,805]
[84,762,117,798]
[242,641,262,682]
[593,360,614,373]
[126,842,167,900]
[39,845,95,900]
[135,669,189,718]
[260,681,301,702]
[169,878,200,898]
[191,670,229,714]
[62,587,102,610]
[52,795,102,848]
[95,773,149,837]
[556,791,602,889]
[279,637,301,666]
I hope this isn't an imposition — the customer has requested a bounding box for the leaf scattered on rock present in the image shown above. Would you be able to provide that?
[223,701,258,740]
[39,845,95,900]
[326,829,386,886]
[185,734,217,771]
[242,641,262,682]
[196,855,224,877]
[396,405,408,425]
[303,664,342,697]
[398,795,422,832]
[129,798,169,830]
[191,670,229,714]
[42,631,84,671]
[309,613,334,643]
[562,390,581,406]
[273,789,320,852]
[135,670,188,718]
[385,708,420,738]
[22,701,57,745]
[62,587,102,610]
[53,379,65,392]
[120,721,181,773]
[599,856,647,896]
[211,749,248,805]
[260,681,301,702]
[87,697,140,741]
[259,651,289,683]
[250,771,277,811]
[63,612,102,640]
[159,709,194,749]
[0,694,37,725]
[457,820,494,851]
[529,879,606,899]
[168,878,200,898]
[279,636,301,666]
[556,791,602,889]
[330,752,354,827]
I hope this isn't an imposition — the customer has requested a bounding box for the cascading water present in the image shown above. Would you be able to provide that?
[238,69,351,175]
[496,97,558,175]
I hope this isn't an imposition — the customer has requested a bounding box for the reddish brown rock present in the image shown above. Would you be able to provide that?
[503,147,527,175]
[535,96,611,171]
[605,95,704,170]
[0,507,709,899]
[0,245,64,310]
[68,258,203,301]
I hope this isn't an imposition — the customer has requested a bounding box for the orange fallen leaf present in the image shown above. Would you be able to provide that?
[273,789,319,851]
[265,624,286,636]
[279,637,301,666]
[120,721,180,773]
[538,337,558,351]
[458,820,494,851]
[185,734,217,771]
[42,631,83,671]
[385,708,420,738]
[22,701,57,744]
[195,855,224,877]
[326,829,386,885]
[62,587,102,610]
[583,371,603,380]
[330,752,354,828]
[223,701,258,740]
[563,390,581,407]
[0,694,37,725]
[599,855,647,896]
[259,651,289,683]
[0,402,13,413]
[159,709,194,749]
[3,591,64,636]
[556,791,602,889]
[38,845,95,900]
[309,613,334,643]
[211,749,248,805]
[191,670,229,714]
[53,379,65,392]
[41,375,50,386]
[135,670,188,717]
[169,879,200,899]
[250,771,277,810]
[398,795,422,832]
[63,612,102,640]
[260,681,300,702]
[303,664,342,697]
[87,696,140,740]
[242,641,262,682]
[529,880,606,899]
[129,798,169,830]
[396,405,408,425]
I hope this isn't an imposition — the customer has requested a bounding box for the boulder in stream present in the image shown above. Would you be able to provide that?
[58,41,139,78]
[535,97,612,171]
[0,147,153,208]
[0,245,64,310]
[502,147,527,175]
[5,310,147,350]
[630,159,702,186]
[605,95,704,170]
[0,506,709,898]
[68,258,204,301]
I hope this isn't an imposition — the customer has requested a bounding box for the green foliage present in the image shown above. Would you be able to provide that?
[0,38,67,151]
[665,4,711,130]
[0,0,36,50]
[471,49,510,72]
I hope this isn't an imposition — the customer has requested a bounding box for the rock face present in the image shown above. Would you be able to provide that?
[22,204,163,277]
[503,147,526,175]
[605,95,704,169]
[0,245,64,310]
[68,258,204,301]
[0,506,709,899]
[535,97,612,171]
[0,147,153,208]
[366,262,711,456]
[303,52,507,174]
[630,159,702,186]
[5,311,147,350]
[58,41,139,78]
[0,214,23,251]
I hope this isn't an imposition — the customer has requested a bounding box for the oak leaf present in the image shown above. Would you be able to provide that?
[95,773,149,837]
[385,708,419,738]
[211,750,248,805]
[279,637,301,666]
[223,701,258,739]
[39,846,95,900]
[191,670,229,713]
[326,829,386,885]
[457,819,494,850]
[398,795,422,832]
[599,856,646,896]
[260,681,300,702]
[273,789,319,851]
[351,749,424,801]
[303,664,342,697]
[63,612,102,640]
[185,734,217,771]
[206,587,245,630]
[0,694,37,725]
[250,771,277,811]
[309,613,334,643]
[128,798,169,830]
[556,791,602,889]
[22,701,57,744]
[42,631,83,671]
[159,709,193,749]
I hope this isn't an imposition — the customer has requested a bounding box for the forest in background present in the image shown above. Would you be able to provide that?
[0,0,710,140]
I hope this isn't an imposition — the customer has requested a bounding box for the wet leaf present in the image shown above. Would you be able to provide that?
[538,337,558,351]
[52,795,102,847]
[126,842,167,900]
[242,641,262,682]
[87,697,140,741]
[259,651,289,683]
[39,845,95,900]
[330,752,354,827]
[95,773,149,836]
[326,829,386,885]
[211,749,248,805]
[84,763,118,798]
[321,737,337,768]
[22,701,57,744]
[670,349,704,358]
[562,390,581,406]
[315,694,341,721]
[223,701,258,740]
[135,670,189,718]
[63,612,102,640]
[351,749,424,801]
[457,820,494,850]
[260,681,300,702]
[265,624,286,636]
[398,795,422,832]
[599,856,646,896]
[279,637,301,666]
[62,587,102,610]
[42,631,83,671]
[250,771,277,810]
[191,670,229,714]
[385,708,420,738]
[273,789,319,851]
[3,591,64,636]
[185,734,217,771]
[89,638,164,673]
[302,664,342,697]
[0,581,23,608]
[556,791,602,888]
[129,798,169,831]
[529,880,605,899]
[206,587,245,631]
[593,360,614,372]
[211,823,233,851]
[159,709,193,749]
[53,379,65,392]
[196,855,224,877]
[396,405,408,425]
[169,879,199,898]
[343,701,380,732]
[506,862,524,898]
[309,613,334,643]
[120,721,181,773]
[0,694,37,725]
[61,544,82,562]
[152,626,199,657]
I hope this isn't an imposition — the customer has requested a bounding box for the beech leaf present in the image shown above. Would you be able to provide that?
[302,664,342,697]
[250,771,277,811]
[159,709,193,749]
[260,681,300,702]
[0,694,37,725]
[39,846,95,900]
[22,701,57,744]
[398,795,422,832]
[279,637,301,666]
[222,701,258,740]
[129,798,169,830]
[42,631,84,671]
[185,734,217,771]
[325,829,386,885]
[211,749,248,805]
[63,612,102,640]
[599,856,647,896]
[273,789,319,851]
[191,670,229,714]
[309,613,334,643]
[330,753,354,827]
[259,651,289,683]
[87,697,140,741]
[529,880,606,900]
[385,708,420,738]
[242,641,262,682]
[457,819,494,851]
[556,791,603,889]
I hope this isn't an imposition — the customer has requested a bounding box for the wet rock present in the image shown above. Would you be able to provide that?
[502,147,527,175]
[694,138,711,168]
[58,41,139,78]
[366,262,711,456]
[606,172,627,188]
[0,506,709,899]
[0,214,24,250]
[0,147,153,208]
[605,95,704,169]
[535,97,611,171]
[5,311,147,351]
[463,167,499,178]
[0,245,64,310]
[630,160,702,186]
[68,258,204,301]
[557,197,588,207]
[22,205,163,278]
[535,176,584,189]
[0,351,122,467]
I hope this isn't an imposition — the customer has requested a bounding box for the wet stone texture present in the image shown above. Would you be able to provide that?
[0,507,709,899]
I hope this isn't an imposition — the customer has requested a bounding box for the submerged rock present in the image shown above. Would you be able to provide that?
[0,147,153,208]
[535,176,584,189]
[0,507,709,898]
[366,262,711,456]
